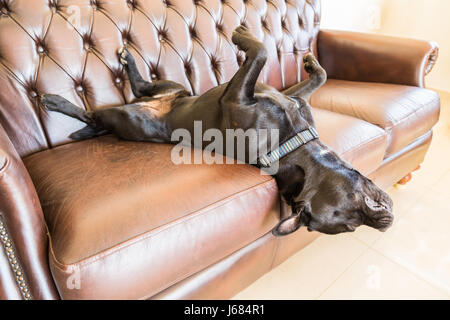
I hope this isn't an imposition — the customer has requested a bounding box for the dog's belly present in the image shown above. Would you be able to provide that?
[134,93,181,119]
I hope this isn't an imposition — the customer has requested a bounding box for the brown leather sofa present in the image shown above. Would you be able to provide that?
[0,0,440,300]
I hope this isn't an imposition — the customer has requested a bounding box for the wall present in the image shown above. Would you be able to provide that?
[320,0,449,92]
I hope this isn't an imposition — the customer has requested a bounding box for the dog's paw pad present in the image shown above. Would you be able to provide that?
[118,46,129,65]
[303,55,319,74]
[304,62,317,73]
[303,53,315,63]
[40,94,59,110]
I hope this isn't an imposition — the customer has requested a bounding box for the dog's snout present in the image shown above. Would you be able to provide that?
[375,214,394,231]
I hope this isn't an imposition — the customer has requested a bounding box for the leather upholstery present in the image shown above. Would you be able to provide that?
[140,232,279,300]
[310,79,440,157]
[0,124,58,300]
[318,30,439,88]
[24,139,280,299]
[0,0,321,157]
[369,131,433,190]
[312,108,387,175]
[0,0,441,300]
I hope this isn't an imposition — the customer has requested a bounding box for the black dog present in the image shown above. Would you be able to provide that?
[41,26,393,236]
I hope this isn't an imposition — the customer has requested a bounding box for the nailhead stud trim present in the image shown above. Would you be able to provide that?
[0,216,32,300]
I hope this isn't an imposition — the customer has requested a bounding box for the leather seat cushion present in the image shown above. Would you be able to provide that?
[313,108,388,175]
[22,109,386,299]
[23,137,279,299]
[310,79,440,157]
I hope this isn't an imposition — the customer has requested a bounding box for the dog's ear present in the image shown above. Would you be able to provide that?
[272,213,304,237]
[298,101,316,128]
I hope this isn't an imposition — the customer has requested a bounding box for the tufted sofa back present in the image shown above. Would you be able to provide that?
[0,0,321,157]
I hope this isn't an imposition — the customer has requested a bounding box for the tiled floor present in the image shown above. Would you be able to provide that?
[233,90,450,300]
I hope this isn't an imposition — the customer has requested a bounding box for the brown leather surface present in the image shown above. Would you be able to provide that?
[369,131,433,190]
[312,108,388,175]
[318,30,439,88]
[0,0,321,157]
[152,232,278,300]
[24,137,279,299]
[0,125,58,300]
[311,79,440,157]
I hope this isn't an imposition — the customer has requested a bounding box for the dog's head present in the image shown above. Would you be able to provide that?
[273,147,393,236]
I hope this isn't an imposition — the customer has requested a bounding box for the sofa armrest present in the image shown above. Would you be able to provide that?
[0,125,58,299]
[317,30,439,88]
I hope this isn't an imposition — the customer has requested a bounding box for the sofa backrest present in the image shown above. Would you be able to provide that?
[0,0,321,157]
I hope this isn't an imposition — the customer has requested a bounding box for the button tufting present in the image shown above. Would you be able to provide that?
[83,34,94,51]
[150,72,158,80]
[184,61,192,76]
[122,30,131,44]
[158,29,168,42]
[189,25,197,39]
[29,91,38,98]
[90,0,98,10]
[76,85,84,93]
[37,46,44,54]
[261,18,268,30]
[1,7,9,15]
[48,0,61,12]
[211,56,220,70]
[115,78,121,84]
[126,0,136,9]
[36,40,47,55]
[298,16,304,28]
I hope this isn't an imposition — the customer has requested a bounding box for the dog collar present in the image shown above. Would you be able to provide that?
[258,127,319,167]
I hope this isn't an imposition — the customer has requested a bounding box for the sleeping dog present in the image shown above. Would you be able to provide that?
[40,26,393,236]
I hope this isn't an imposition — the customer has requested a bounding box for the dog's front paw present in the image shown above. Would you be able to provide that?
[232,26,260,52]
[118,46,130,66]
[40,94,63,111]
[303,53,320,75]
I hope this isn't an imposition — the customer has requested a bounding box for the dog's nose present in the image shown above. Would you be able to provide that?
[376,214,394,231]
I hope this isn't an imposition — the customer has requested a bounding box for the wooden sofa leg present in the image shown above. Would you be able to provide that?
[397,173,412,185]
[396,165,421,185]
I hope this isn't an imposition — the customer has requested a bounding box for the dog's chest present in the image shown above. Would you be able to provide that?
[135,93,180,118]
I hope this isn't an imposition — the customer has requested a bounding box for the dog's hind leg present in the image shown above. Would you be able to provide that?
[118,47,187,98]
[220,26,267,105]
[118,47,154,98]
[282,53,327,100]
